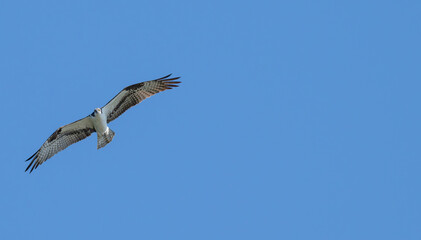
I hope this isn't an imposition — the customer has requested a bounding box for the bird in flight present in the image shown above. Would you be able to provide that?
[25,74,181,173]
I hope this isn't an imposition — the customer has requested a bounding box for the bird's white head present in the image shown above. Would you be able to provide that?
[91,108,102,117]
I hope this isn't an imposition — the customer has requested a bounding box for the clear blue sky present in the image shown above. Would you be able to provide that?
[0,0,420,239]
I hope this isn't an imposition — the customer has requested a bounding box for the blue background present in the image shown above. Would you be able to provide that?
[0,0,420,239]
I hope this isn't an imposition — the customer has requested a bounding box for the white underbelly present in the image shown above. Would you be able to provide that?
[91,113,108,134]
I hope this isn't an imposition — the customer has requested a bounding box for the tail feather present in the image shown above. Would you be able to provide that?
[97,128,115,149]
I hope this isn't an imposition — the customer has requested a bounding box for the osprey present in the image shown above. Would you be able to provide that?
[25,74,181,173]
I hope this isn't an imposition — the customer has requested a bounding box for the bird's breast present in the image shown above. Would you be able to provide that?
[91,113,108,134]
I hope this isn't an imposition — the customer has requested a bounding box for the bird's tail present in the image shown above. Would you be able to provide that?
[97,128,115,149]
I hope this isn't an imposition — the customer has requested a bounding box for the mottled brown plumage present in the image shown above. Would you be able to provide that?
[102,74,181,123]
[26,117,95,173]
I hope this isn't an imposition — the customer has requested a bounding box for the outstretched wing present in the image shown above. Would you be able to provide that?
[25,117,95,173]
[101,74,181,123]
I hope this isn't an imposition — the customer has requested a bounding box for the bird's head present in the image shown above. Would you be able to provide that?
[91,108,102,117]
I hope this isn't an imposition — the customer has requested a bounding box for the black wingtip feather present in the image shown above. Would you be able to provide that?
[25,150,40,173]
[33,161,40,172]
[162,77,180,81]
[25,162,32,172]
[25,157,35,173]
[25,150,39,162]
[157,74,173,80]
